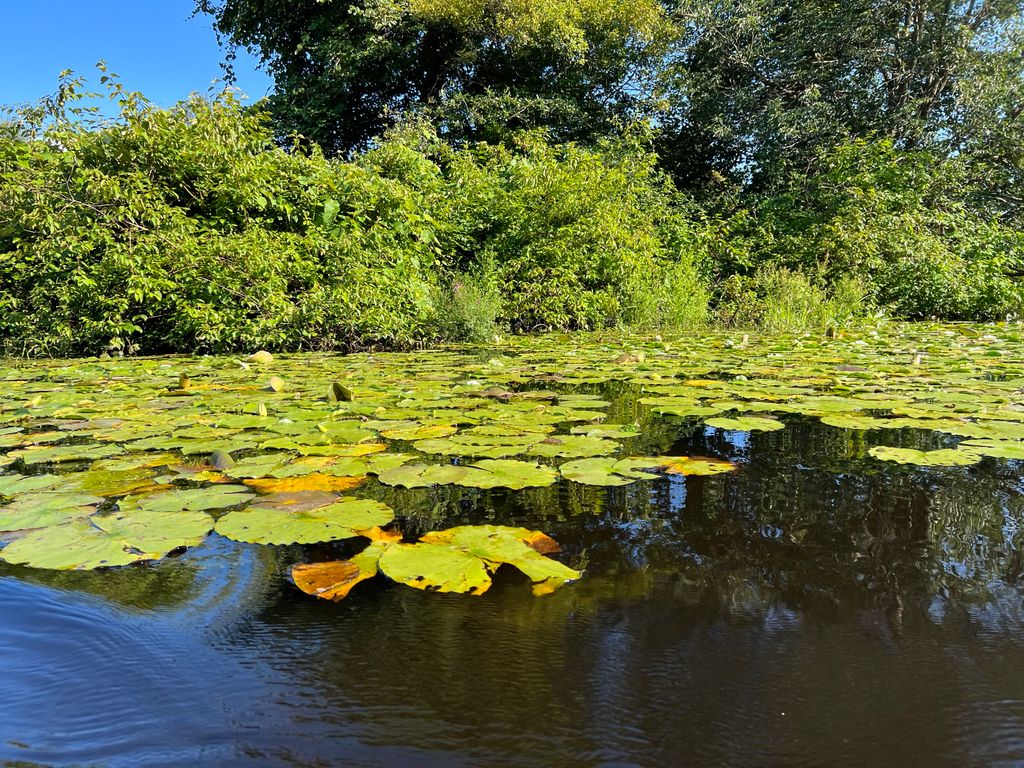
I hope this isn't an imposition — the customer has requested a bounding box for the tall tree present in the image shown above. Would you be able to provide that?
[197,0,672,154]
[661,0,1024,196]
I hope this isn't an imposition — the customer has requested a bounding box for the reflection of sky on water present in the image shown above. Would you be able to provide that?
[707,426,751,452]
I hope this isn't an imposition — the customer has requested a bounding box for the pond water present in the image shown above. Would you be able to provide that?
[1,327,1024,766]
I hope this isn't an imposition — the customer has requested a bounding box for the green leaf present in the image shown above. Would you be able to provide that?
[704,415,785,432]
[0,474,63,496]
[322,198,340,227]
[215,498,393,544]
[455,459,559,489]
[131,485,255,513]
[0,493,102,532]
[867,446,983,466]
[559,457,668,486]
[378,525,579,596]
[526,434,620,458]
[328,381,354,402]
[377,463,470,488]
[958,439,1024,460]
[247,351,274,365]
[0,508,213,570]
[378,542,490,593]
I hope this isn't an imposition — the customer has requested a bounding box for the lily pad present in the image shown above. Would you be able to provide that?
[704,415,786,432]
[867,446,984,466]
[380,424,458,441]
[413,434,540,458]
[0,507,213,569]
[818,414,895,430]
[559,457,667,486]
[525,434,620,459]
[378,525,580,596]
[131,485,256,513]
[9,443,126,465]
[376,463,470,488]
[0,474,63,496]
[657,456,738,476]
[215,498,394,544]
[292,539,396,600]
[244,474,367,493]
[0,493,103,532]
[455,459,559,490]
[569,424,641,439]
[958,439,1024,460]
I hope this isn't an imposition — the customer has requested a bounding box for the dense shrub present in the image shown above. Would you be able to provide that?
[0,75,440,355]
[5,74,1018,357]
[419,131,709,331]
[749,140,1024,319]
[0,78,709,355]
[714,267,868,331]
[427,267,504,343]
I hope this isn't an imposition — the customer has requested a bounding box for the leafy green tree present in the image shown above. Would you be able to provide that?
[195,0,672,154]
[0,72,441,355]
[662,0,1024,192]
[0,72,709,355]
[749,140,1024,318]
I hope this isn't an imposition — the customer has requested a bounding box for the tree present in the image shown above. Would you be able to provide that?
[197,0,672,154]
[661,0,1024,194]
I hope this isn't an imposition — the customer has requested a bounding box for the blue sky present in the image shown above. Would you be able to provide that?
[0,1,272,109]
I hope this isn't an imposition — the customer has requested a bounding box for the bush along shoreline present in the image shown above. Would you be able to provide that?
[1,74,1021,357]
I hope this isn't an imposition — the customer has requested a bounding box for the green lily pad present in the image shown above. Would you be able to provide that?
[568,423,641,439]
[380,424,458,441]
[559,455,736,485]
[215,498,394,544]
[0,507,213,570]
[867,446,984,466]
[958,439,1024,459]
[315,421,378,443]
[818,414,895,430]
[9,443,126,465]
[376,463,471,488]
[0,474,63,496]
[379,541,489,593]
[413,434,540,458]
[59,468,160,497]
[559,457,666,486]
[0,493,103,532]
[377,525,579,596]
[455,459,559,489]
[526,434,620,458]
[223,454,293,478]
[131,485,256,513]
[309,453,412,477]
[704,415,786,432]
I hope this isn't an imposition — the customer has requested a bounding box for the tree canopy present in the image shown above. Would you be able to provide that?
[197,0,672,152]
[664,0,1024,199]
[199,0,1024,217]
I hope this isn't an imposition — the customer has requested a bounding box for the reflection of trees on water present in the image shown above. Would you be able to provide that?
[224,536,1024,767]
[304,420,1024,633]
[0,555,203,612]
[8,382,1020,630]
[0,537,281,616]
[202,417,1024,765]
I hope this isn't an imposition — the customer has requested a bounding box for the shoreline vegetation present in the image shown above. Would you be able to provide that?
[4,0,1024,356]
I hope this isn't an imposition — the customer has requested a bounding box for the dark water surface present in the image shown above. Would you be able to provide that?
[2,410,1024,766]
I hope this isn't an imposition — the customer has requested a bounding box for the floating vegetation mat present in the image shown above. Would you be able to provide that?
[2,323,1024,600]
